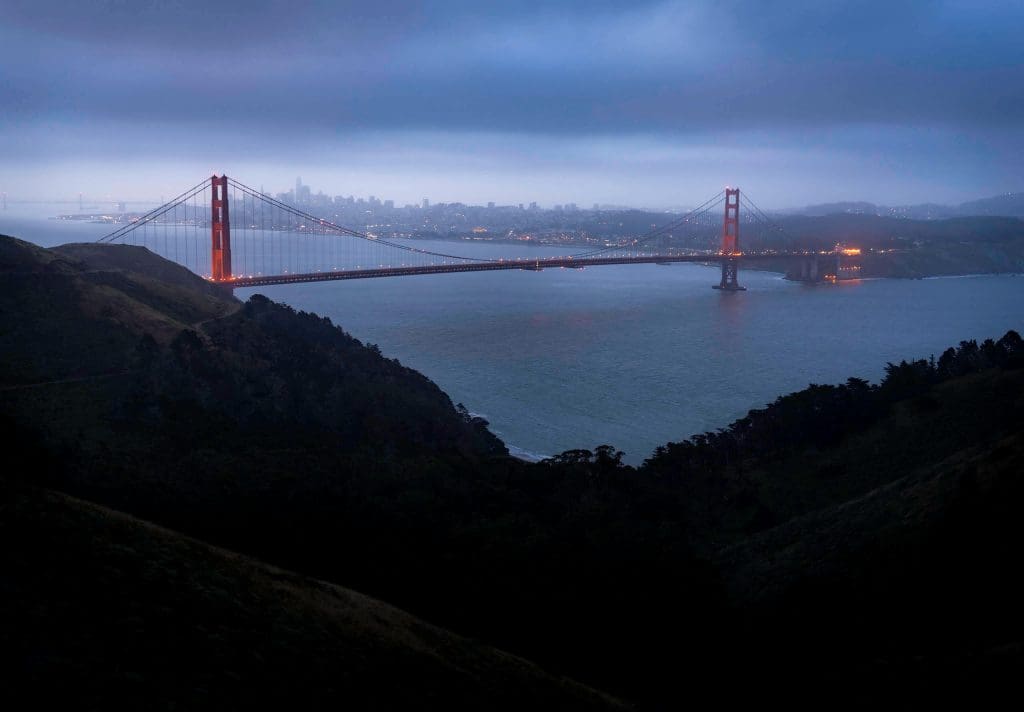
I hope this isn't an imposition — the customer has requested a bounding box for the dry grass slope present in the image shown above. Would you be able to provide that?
[0,483,626,711]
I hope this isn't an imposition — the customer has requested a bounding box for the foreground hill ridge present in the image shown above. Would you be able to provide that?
[0,235,503,456]
[0,236,239,385]
[2,235,1022,705]
[716,425,1023,600]
[1,483,625,710]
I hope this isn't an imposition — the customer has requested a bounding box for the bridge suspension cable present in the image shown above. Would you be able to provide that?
[225,178,498,264]
[568,192,726,258]
[93,175,802,288]
[738,191,800,248]
[97,178,210,244]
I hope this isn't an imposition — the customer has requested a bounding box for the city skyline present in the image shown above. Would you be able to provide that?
[21,173,1023,219]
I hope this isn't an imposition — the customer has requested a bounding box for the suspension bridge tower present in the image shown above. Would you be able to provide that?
[713,187,745,291]
[210,174,232,282]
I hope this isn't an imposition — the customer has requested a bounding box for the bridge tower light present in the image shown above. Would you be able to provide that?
[210,175,232,281]
[713,187,746,291]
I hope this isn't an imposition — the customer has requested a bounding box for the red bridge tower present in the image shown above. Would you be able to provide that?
[713,187,745,291]
[211,175,232,281]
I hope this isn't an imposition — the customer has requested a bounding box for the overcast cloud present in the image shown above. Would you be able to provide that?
[1,1,1021,206]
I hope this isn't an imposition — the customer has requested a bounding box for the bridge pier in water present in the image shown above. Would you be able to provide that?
[801,256,820,282]
[713,257,746,291]
[787,251,852,284]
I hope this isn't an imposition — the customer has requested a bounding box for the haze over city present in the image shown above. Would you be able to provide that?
[1,0,1022,207]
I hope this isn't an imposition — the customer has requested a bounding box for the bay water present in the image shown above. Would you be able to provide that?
[6,204,1021,463]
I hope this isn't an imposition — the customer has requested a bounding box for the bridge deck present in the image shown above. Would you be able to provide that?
[222,252,813,289]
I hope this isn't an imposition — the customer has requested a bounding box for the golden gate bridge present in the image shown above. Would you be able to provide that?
[97,175,859,291]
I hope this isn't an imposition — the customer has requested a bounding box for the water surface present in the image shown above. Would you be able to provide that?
[238,248,1022,463]
[5,205,1021,463]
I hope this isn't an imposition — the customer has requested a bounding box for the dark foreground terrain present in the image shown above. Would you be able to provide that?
[1,235,1022,707]
[0,484,619,710]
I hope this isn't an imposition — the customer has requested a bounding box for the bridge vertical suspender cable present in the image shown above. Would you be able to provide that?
[98,176,816,289]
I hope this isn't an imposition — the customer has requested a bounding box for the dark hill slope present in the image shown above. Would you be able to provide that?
[0,236,237,385]
[0,235,504,462]
[0,482,624,711]
[714,427,1024,704]
[3,234,1024,705]
[0,236,720,703]
[636,354,1024,703]
[54,241,239,302]
[642,365,1024,549]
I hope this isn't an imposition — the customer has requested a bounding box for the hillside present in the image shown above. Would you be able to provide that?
[749,214,1024,278]
[0,236,238,385]
[0,235,503,460]
[792,191,1024,219]
[957,191,1024,218]
[0,482,622,711]
[2,234,1023,706]
[643,348,1024,549]
[717,430,1024,703]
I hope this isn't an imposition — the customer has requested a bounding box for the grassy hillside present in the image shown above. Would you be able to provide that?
[0,482,623,711]
[0,235,503,460]
[0,236,237,385]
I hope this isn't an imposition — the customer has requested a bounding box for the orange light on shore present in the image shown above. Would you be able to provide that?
[841,248,861,256]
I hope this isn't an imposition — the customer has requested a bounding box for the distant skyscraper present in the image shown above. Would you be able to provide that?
[422,198,429,209]
[295,176,302,202]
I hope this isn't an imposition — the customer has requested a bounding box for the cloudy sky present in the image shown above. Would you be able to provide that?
[1,0,1021,207]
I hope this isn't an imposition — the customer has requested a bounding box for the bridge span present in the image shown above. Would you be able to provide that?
[224,252,804,289]
[98,177,858,292]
